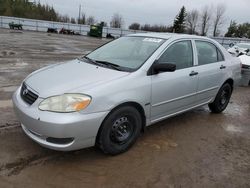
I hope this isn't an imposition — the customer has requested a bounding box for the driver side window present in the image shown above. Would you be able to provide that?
[158,40,193,70]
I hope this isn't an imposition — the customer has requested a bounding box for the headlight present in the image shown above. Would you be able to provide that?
[39,94,91,113]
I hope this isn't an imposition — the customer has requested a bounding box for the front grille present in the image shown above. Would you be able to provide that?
[20,83,38,105]
[46,137,74,145]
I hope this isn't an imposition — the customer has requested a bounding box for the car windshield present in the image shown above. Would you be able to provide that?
[237,43,250,49]
[86,36,165,71]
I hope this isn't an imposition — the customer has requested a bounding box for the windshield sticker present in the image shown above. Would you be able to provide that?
[143,38,162,43]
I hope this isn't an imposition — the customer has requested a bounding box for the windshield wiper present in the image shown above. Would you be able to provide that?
[79,56,99,66]
[79,57,130,72]
[95,60,123,71]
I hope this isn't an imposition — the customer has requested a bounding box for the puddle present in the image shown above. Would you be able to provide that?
[0,50,16,57]
[139,139,178,151]
[0,86,18,92]
[14,61,28,67]
[225,103,244,116]
[221,124,243,133]
[0,100,13,108]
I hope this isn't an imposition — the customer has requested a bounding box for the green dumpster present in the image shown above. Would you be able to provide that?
[88,22,104,38]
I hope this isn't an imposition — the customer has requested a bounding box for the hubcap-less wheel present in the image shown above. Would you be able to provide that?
[97,106,142,155]
[110,116,134,144]
[208,83,232,113]
[220,90,229,106]
[218,87,231,110]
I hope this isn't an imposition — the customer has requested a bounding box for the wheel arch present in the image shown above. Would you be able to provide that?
[95,101,146,146]
[223,78,234,90]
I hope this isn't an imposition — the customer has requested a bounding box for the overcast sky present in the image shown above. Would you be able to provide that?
[39,0,249,31]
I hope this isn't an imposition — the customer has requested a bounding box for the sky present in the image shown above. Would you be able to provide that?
[38,0,250,32]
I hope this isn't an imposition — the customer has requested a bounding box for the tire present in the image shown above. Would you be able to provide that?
[208,83,232,113]
[97,106,142,155]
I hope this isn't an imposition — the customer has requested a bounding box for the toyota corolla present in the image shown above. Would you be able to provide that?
[13,33,241,155]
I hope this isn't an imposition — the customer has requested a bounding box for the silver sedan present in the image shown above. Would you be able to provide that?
[13,33,241,155]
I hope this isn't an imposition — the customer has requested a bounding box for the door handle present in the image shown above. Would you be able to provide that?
[189,71,198,76]
[220,65,226,69]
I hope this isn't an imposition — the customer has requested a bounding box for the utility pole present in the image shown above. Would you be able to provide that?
[78,4,81,24]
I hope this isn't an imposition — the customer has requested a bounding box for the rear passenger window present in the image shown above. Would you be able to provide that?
[195,41,224,65]
[158,40,193,70]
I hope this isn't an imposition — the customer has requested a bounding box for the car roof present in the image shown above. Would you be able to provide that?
[127,32,209,40]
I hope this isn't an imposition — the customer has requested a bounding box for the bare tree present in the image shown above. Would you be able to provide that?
[70,17,76,24]
[200,5,211,36]
[186,9,199,34]
[110,13,124,28]
[78,13,86,24]
[86,16,96,25]
[212,4,226,37]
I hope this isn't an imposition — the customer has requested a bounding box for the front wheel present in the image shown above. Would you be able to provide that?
[208,83,232,113]
[97,106,142,155]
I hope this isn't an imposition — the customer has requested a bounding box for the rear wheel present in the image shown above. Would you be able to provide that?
[208,83,232,113]
[97,106,142,155]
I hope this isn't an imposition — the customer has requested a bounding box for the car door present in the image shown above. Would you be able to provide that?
[150,40,198,122]
[194,40,226,104]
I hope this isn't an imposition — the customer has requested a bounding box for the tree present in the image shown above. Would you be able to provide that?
[173,6,187,33]
[0,0,63,23]
[78,13,86,24]
[129,23,140,30]
[212,4,226,37]
[225,20,238,37]
[186,9,199,34]
[59,15,70,23]
[110,13,124,28]
[225,22,250,38]
[236,23,250,38]
[200,5,211,36]
[86,16,96,25]
[70,17,76,24]
[140,24,172,32]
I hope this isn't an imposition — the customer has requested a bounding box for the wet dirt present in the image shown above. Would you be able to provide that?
[0,28,250,188]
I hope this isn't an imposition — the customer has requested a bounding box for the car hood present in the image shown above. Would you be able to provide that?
[25,59,129,98]
[239,55,250,66]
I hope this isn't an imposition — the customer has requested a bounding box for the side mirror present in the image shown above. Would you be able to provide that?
[152,62,176,74]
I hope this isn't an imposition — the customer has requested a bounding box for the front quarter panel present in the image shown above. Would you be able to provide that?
[76,70,152,123]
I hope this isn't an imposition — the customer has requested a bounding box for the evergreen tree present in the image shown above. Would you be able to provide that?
[172,6,187,33]
[224,22,250,38]
[225,21,238,37]
[0,0,67,22]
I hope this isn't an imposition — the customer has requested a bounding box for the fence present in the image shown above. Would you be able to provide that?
[211,36,250,48]
[1,16,250,48]
[0,16,144,38]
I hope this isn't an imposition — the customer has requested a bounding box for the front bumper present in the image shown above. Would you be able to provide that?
[12,87,109,151]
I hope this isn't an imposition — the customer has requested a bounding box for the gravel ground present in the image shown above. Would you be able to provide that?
[0,28,250,188]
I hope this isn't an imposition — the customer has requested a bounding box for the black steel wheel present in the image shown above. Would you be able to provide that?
[209,83,232,113]
[97,106,142,155]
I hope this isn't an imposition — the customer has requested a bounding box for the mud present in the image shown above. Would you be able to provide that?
[0,28,250,187]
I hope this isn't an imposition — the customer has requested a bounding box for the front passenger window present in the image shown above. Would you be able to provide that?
[158,40,193,70]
